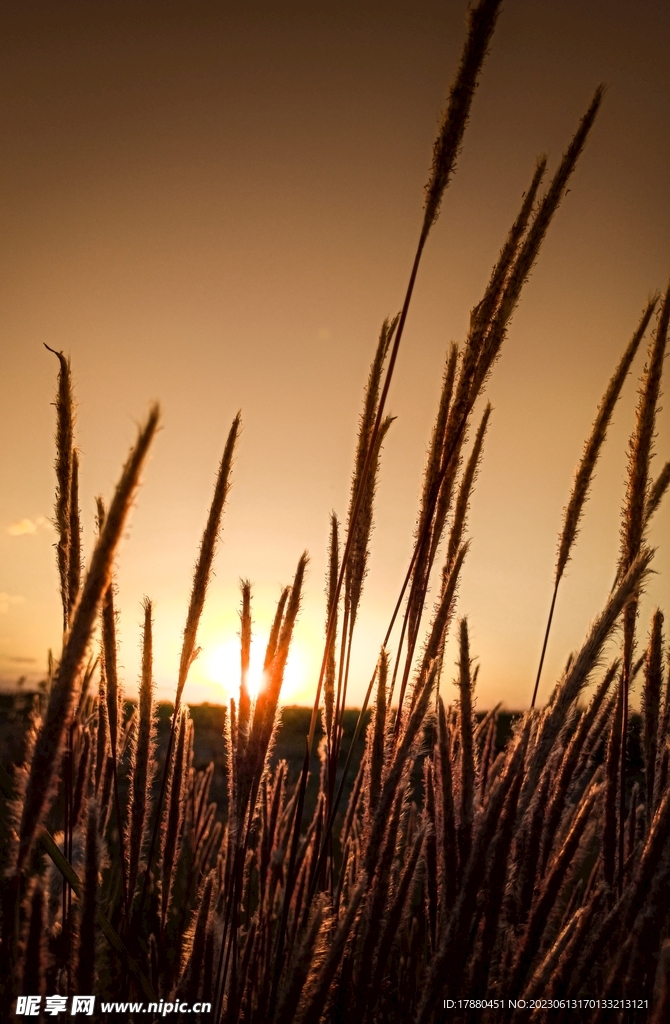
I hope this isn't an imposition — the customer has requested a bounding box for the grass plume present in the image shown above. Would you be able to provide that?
[16,405,159,872]
[532,297,657,706]
[44,345,75,632]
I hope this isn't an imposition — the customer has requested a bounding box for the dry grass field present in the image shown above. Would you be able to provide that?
[1,1,669,1021]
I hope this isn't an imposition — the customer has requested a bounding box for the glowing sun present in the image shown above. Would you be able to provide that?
[205,633,307,704]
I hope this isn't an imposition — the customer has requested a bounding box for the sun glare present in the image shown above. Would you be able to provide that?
[206,634,307,705]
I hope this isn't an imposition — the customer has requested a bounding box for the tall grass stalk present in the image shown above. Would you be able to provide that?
[16,406,159,873]
[532,297,657,707]
[141,414,240,914]
[44,345,75,632]
[306,0,504,755]
[617,283,670,889]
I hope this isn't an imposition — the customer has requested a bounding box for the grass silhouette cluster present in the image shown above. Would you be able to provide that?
[1,1,669,1021]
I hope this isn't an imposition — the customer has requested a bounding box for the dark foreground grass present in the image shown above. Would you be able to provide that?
[2,1,670,1021]
[1,698,563,831]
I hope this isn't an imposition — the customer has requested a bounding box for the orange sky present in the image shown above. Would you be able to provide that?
[1,0,669,709]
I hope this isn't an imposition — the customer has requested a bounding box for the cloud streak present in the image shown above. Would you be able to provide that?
[7,516,50,537]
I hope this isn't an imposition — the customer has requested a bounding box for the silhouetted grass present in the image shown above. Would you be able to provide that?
[1,1,669,1021]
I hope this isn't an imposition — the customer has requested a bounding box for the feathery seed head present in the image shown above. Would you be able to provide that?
[177,413,240,708]
[619,283,670,584]
[324,514,340,741]
[238,579,252,757]
[17,405,159,871]
[646,460,670,525]
[45,344,75,633]
[557,298,656,585]
[423,0,503,235]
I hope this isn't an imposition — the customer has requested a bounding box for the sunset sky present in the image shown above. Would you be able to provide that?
[1,0,668,710]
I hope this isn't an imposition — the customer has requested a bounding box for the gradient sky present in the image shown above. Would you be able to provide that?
[1,0,669,709]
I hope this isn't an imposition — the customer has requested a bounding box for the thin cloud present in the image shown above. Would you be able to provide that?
[7,516,50,537]
[0,593,26,613]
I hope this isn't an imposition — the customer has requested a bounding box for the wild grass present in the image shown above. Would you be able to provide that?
[1,1,670,1021]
